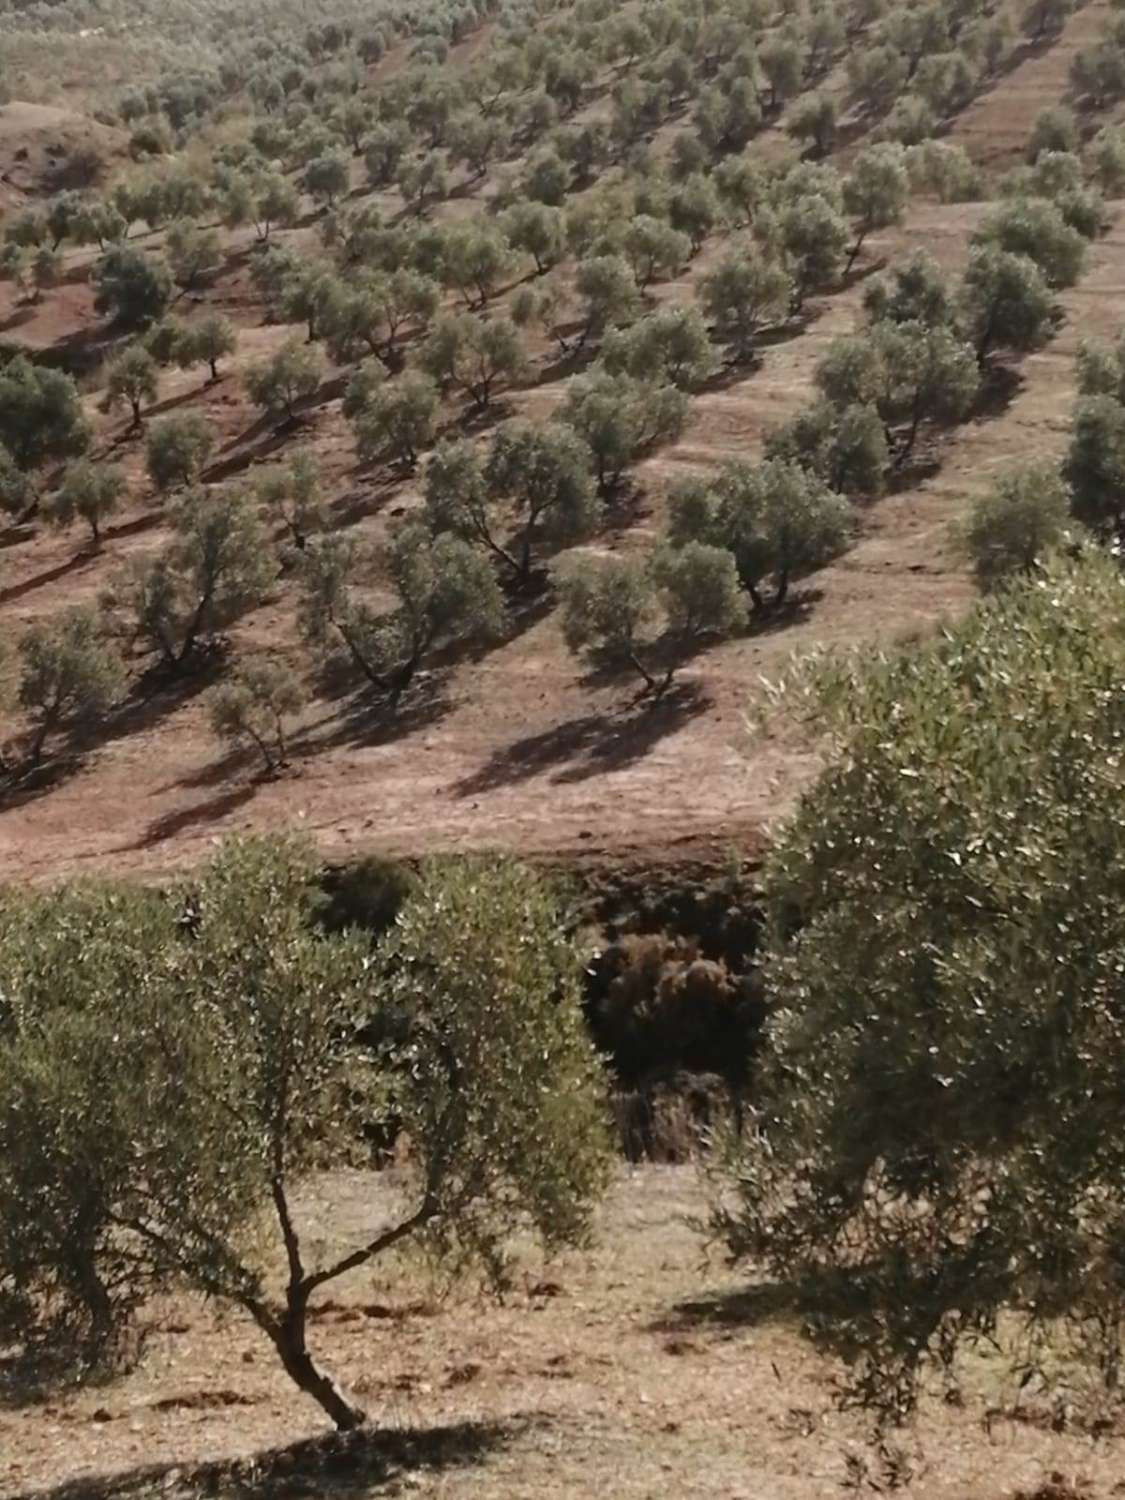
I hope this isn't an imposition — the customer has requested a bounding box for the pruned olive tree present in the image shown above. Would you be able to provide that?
[962,461,1072,587]
[558,372,688,494]
[209,660,305,774]
[45,461,126,548]
[0,837,610,1426]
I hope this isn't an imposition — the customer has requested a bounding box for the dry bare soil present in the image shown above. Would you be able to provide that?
[0,2,1120,885]
[3,1168,1123,1500]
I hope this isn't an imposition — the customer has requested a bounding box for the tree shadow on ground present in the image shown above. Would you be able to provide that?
[10,1418,526,1500]
[651,1280,802,1336]
[451,679,709,796]
[970,361,1025,424]
[0,549,98,606]
[125,782,259,850]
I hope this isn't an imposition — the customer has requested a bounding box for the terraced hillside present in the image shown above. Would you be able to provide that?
[0,0,1121,883]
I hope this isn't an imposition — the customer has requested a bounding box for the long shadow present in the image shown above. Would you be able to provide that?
[0,549,97,606]
[452,680,709,796]
[127,783,258,850]
[7,1418,524,1500]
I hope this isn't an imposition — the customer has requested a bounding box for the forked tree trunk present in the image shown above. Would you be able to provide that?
[272,1311,367,1430]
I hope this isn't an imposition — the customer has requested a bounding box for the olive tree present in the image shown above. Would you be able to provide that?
[842,144,910,273]
[245,339,324,424]
[556,543,745,696]
[573,254,641,347]
[419,313,526,410]
[963,461,1071,587]
[713,548,1125,1421]
[778,193,851,309]
[0,444,32,520]
[176,315,238,381]
[145,413,215,493]
[209,661,305,773]
[105,344,158,428]
[976,197,1086,290]
[45,461,126,548]
[426,422,600,587]
[0,837,609,1426]
[92,246,173,329]
[17,607,124,764]
[1064,394,1125,539]
[602,305,716,389]
[958,245,1054,365]
[125,487,271,667]
[304,151,351,209]
[298,525,505,704]
[253,450,326,551]
[621,215,691,290]
[0,357,90,471]
[668,457,853,608]
[699,248,792,364]
[502,201,567,276]
[350,371,438,470]
[559,372,689,494]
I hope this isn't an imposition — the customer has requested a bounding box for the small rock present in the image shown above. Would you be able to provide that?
[91,1408,113,1424]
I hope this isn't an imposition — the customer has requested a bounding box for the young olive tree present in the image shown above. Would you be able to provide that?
[0,838,610,1426]
[105,344,159,428]
[714,548,1125,1421]
[145,413,215,493]
[209,660,305,773]
[842,144,910,273]
[17,607,124,764]
[176,315,238,382]
[45,461,126,548]
[963,461,1071,587]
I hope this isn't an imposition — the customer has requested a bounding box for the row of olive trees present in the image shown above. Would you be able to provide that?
[0,834,611,1430]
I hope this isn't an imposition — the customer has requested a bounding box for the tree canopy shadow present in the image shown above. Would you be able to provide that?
[452,680,709,796]
[126,783,258,850]
[651,1280,802,1337]
[0,549,98,605]
[7,1417,526,1500]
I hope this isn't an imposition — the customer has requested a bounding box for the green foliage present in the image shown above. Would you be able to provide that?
[558,372,689,494]
[209,660,305,773]
[962,462,1071,587]
[299,524,504,702]
[17,607,124,762]
[45,461,126,547]
[350,370,438,469]
[0,357,90,470]
[699,247,792,362]
[503,201,567,276]
[245,338,323,422]
[124,486,271,667]
[92,246,173,329]
[1089,125,1125,196]
[1028,105,1078,161]
[0,836,608,1424]
[1022,0,1075,41]
[105,344,159,426]
[864,252,953,330]
[778,193,850,307]
[905,140,983,203]
[621,215,690,290]
[958,245,1054,364]
[714,548,1125,1420]
[787,93,837,158]
[574,254,641,345]
[602,305,716,389]
[667,458,853,608]
[145,413,214,493]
